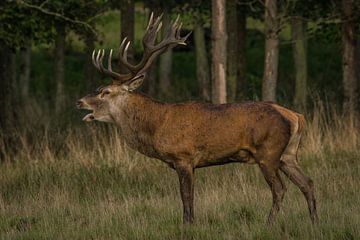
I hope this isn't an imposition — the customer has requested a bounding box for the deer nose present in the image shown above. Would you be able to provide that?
[76,100,84,109]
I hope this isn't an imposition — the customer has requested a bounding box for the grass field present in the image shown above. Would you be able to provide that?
[1,104,359,239]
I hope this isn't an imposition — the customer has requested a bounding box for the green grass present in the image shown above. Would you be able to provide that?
[1,144,359,239]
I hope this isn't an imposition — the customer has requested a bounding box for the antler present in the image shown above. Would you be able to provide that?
[92,12,191,85]
[92,49,132,81]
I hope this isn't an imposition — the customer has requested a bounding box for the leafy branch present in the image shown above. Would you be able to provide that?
[16,0,98,36]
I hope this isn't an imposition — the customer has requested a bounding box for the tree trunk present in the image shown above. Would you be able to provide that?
[54,24,65,115]
[262,0,279,102]
[159,9,173,98]
[226,0,237,102]
[84,32,96,90]
[194,21,210,102]
[211,0,227,104]
[10,51,17,96]
[0,43,15,130]
[292,17,307,110]
[237,4,247,101]
[120,0,135,67]
[19,42,31,100]
[358,35,360,90]
[0,43,17,160]
[341,0,358,114]
[143,66,157,97]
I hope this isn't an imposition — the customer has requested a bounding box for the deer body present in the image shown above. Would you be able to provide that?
[77,13,318,225]
[111,93,291,169]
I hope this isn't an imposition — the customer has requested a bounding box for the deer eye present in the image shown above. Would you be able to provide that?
[100,90,111,98]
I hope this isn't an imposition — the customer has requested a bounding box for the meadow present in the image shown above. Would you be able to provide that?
[0,101,359,240]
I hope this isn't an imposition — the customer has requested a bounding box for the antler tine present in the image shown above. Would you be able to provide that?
[156,21,163,35]
[98,49,105,73]
[118,38,127,66]
[119,37,127,56]
[108,49,113,71]
[142,13,164,50]
[96,50,103,72]
[123,41,131,63]
[153,13,163,29]
[182,31,192,43]
[173,14,180,28]
[175,22,183,39]
[153,21,187,51]
[118,38,138,72]
[174,22,190,45]
[92,50,99,69]
[99,49,109,74]
[146,12,154,31]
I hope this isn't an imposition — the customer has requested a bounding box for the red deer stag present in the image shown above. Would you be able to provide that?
[76,13,318,225]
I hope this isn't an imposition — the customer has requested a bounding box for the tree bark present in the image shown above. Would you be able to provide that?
[120,0,135,67]
[292,17,307,110]
[0,43,15,130]
[226,0,238,102]
[194,21,210,102]
[262,0,279,102]
[19,42,31,100]
[10,51,17,96]
[211,0,227,104]
[159,9,173,98]
[84,32,96,90]
[54,24,65,115]
[0,43,17,160]
[237,4,247,101]
[341,0,358,114]
[143,65,157,97]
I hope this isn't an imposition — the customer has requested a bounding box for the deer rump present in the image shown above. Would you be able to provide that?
[270,103,305,162]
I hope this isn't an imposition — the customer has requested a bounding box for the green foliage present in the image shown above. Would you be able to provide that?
[40,0,109,37]
[0,0,110,48]
[173,0,211,26]
[0,1,54,47]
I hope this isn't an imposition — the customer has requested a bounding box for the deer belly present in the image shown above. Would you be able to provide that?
[195,149,255,168]
[228,149,256,163]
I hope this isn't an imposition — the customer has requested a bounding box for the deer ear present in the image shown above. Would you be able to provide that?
[122,75,145,91]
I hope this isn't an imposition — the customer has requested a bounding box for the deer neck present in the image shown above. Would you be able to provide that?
[111,93,166,156]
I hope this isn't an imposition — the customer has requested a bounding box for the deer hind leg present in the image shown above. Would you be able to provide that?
[280,159,319,224]
[280,132,319,224]
[259,162,287,225]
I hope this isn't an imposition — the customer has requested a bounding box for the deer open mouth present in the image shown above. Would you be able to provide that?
[76,100,95,122]
[82,110,95,122]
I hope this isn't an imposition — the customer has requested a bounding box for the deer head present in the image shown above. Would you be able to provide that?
[76,13,190,122]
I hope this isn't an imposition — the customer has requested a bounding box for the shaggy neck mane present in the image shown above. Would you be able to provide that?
[112,93,167,155]
[124,92,167,131]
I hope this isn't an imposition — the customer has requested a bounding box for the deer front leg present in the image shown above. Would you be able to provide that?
[175,163,195,224]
